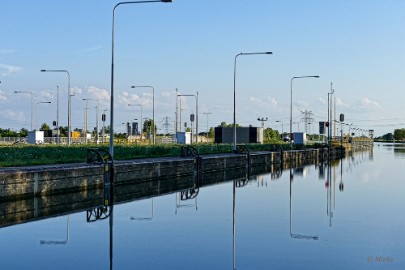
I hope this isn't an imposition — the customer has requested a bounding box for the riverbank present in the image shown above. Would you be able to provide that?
[0,146,348,200]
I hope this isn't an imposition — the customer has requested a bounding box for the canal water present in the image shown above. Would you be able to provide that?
[0,143,404,269]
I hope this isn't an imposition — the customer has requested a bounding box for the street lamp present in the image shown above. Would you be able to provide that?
[110,0,173,157]
[128,104,143,140]
[203,112,212,140]
[41,69,71,145]
[290,75,319,149]
[83,98,99,144]
[276,120,284,135]
[177,93,198,143]
[14,91,33,131]
[36,101,52,130]
[328,82,334,146]
[257,117,268,129]
[233,51,272,151]
[131,85,155,144]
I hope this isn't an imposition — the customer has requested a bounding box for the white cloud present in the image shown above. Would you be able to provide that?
[0,63,23,76]
[118,91,141,106]
[316,97,326,105]
[359,97,382,110]
[85,85,109,101]
[0,90,7,102]
[295,100,310,108]
[38,90,53,100]
[335,97,350,108]
[71,86,83,95]
[3,109,25,121]
[249,96,279,109]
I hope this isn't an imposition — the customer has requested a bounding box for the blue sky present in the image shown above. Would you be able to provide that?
[1,0,405,136]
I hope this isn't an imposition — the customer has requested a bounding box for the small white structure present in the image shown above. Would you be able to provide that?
[293,132,307,145]
[28,131,44,144]
[175,132,191,144]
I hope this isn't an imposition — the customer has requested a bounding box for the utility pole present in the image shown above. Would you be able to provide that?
[203,112,212,140]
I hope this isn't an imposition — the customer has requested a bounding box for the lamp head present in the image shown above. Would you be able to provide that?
[161,0,172,2]
[40,69,46,72]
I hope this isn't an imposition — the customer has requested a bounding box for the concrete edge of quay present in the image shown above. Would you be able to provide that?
[0,147,348,200]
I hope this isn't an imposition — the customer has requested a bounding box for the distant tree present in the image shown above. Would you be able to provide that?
[40,123,51,131]
[218,122,239,128]
[264,128,281,142]
[208,127,215,138]
[0,128,19,137]
[59,126,68,137]
[185,127,191,132]
[394,129,405,141]
[19,128,28,137]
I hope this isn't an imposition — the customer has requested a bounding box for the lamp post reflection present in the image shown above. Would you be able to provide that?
[326,162,334,227]
[289,168,318,240]
[232,170,251,270]
[130,199,154,221]
[39,215,70,245]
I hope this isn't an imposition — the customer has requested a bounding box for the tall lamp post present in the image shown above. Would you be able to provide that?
[177,93,198,143]
[14,91,33,131]
[41,69,71,145]
[328,82,334,146]
[276,120,284,136]
[203,112,212,140]
[83,98,99,144]
[110,0,172,157]
[131,85,155,144]
[290,75,319,149]
[233,51,272,151]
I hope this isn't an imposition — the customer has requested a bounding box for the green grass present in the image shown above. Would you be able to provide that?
[0,142,296,167]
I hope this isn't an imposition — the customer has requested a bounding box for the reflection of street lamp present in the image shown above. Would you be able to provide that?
[233,51,273,151]
[290,76,319,149]
[290,168,319,240]
[41,69,71,145]
[109,0,173,157]
[131,85,155,144]
[40,215,70,245]
[36,101,52,130]
[14,91,33,131]
[130,199,154,221]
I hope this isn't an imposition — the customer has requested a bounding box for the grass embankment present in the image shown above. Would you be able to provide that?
[1,136,375,167]
[0,143,295,167]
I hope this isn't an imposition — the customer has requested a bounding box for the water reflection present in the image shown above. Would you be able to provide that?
[289,168,319,240]
[2,146,388,269]
[175,173,200,214]
[130,199,154,221]
[39,215,70,245]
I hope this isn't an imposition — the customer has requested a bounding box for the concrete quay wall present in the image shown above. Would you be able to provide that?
[0,147,336,200]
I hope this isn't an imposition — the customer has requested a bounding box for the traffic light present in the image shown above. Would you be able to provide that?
[325,122,329,127]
